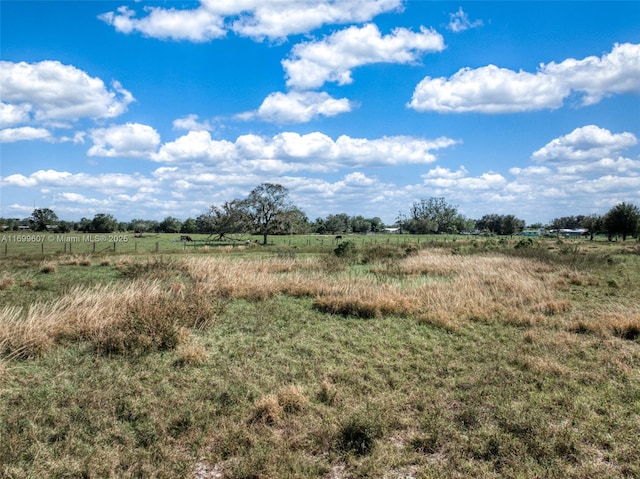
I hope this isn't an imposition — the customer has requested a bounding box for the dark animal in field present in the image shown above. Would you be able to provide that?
[335,235,343,242]
[180,235,193,242]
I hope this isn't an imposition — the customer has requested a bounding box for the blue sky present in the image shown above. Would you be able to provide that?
[1,1,639,225]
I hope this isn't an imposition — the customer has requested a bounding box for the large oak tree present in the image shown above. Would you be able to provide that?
[241,183,299,245]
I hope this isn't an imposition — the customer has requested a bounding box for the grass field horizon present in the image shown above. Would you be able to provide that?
[1,231,480,258]
[1,237,639,478]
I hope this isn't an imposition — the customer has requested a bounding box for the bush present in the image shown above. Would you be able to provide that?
[514,237,534,249]
[334,240,358,259]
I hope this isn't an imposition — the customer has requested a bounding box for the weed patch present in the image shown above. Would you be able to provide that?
[337,411,385,456]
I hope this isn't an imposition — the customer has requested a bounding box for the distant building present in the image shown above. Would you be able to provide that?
[382,227,401,234]
[520,228,546,237]
[555,228,588,238]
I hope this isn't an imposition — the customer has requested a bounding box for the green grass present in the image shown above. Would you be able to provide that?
[1,239,639,478]
[1,231,471,258]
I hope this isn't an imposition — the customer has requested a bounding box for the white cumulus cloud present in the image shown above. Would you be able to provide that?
[152,130,458,171]
[447,7,483,33]
[0,102,31,128]
[99,5,225,42]
[1,170,156,192]
[100,0,402,42]
[545,42,640,105]
[0,60,134,123]
[283,23,445,90]
[0,127,52,143]
[532,125,638,162]
[88,123,161,158]
[239,91,353,123]
[172,114,212,131]
[409,43,640,113]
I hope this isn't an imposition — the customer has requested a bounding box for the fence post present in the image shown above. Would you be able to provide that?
[155,241,159,253]
[113,242,116,253]
[42,243,44,254]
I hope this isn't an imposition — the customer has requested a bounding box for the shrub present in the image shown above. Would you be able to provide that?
[514,237,534,249]
[334,240,357,259]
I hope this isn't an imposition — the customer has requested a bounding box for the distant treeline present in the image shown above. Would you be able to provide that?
[2,192,639,240]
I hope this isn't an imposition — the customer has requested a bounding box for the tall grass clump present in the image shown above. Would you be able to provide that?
[39,261,57,274]
[0,280,221,359]
[0,276,16,290]
[337,410,385,456]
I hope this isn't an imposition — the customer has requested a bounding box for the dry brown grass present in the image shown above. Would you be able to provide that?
[0,359,9,381]
[5,248,624,361]
[251,385,308,425]
[515,354,572,377]
[182,250,572,328]
[0,280,219,359]
[58,255,92,266]
[39,261,57,274]
[568,302,640,340]
[0,276,16,290]
[277,385,308,413]
[251,394,284,425]
[174,341,209,366]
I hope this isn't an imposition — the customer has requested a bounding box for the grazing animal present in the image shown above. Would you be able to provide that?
[334,235,343,242]
[180,235,193,242]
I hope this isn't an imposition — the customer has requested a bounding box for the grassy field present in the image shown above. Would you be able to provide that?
[1,237,639,478]
[0,232,464,257]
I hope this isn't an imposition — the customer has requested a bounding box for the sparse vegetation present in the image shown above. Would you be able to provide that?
[1,238,639,477]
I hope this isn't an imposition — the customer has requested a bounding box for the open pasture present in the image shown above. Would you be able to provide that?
[2,231,479,258]
[1,239,639,478]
